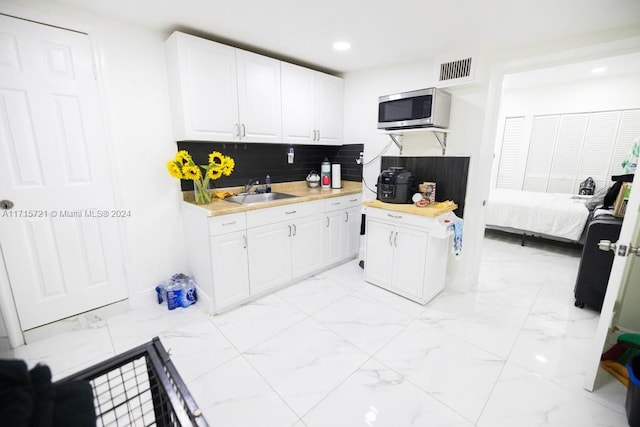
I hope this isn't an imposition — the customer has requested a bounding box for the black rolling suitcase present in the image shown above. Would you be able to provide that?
[574,213,623,311]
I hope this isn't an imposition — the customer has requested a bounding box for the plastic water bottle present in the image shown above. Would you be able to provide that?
[155,280,171,304]
[265,174,271,193]
[165,281,182,310]
[178,279,198,307]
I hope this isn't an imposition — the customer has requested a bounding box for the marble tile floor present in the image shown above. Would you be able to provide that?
[1,231,629,426]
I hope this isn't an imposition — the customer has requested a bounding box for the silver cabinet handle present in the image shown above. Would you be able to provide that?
[243,235,247,249]
[326,216,330,227]
[394,231,398,247]
[241,123,246,138]
[387,213,402,219]
[235,123,240,137]
[312,130,317,141]
[292,224,297,236]
[349,198,358,202]
[344,211,348,222]
[317,129,320,140]
[288,225,292,237]
[285,210,296,215]
[222,221,236,226]
[389,230,394,246]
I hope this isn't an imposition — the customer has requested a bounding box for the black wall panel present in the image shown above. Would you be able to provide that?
[380,156,470,218]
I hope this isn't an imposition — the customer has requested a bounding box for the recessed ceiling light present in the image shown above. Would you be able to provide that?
[591,67,607,74]
[333,41,351,51]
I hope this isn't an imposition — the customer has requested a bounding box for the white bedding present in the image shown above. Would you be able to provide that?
[486,189,590,242]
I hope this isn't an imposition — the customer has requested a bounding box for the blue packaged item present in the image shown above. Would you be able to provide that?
[165,281,181,310]
[155,280,171,304]
[177,279,198,307]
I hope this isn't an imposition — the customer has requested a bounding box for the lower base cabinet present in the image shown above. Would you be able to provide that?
[210,231,250,309]
[182,194,361,315]
[364,207,450,305]
[247,213,324,296]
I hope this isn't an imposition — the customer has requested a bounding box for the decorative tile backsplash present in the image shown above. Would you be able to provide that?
[176,142,363,191]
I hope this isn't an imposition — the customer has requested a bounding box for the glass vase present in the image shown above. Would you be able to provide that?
[193,179,212,204]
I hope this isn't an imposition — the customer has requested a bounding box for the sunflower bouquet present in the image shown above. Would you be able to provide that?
[167,150,235,204]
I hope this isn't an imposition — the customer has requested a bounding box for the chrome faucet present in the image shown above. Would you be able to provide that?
[244,178,259,193]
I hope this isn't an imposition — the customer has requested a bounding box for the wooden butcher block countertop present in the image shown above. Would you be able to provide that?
[362,199,457,217]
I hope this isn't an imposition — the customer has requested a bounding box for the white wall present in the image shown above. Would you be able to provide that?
[0,1,189,307]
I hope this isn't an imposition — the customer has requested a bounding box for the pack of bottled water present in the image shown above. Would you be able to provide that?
[155,273,198,310]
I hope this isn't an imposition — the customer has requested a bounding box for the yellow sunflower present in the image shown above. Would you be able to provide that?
[167,161,184,179]
[220,156,235,176]
[182,165,202,180]
[208,151,224,166]
[207,168,223,180]
[175,150,193,165]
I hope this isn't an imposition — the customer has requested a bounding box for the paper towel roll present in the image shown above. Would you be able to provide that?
[331,164,341,188]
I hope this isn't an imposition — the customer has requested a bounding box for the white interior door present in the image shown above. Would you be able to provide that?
[0,15,127,330]
[584,172,640,391]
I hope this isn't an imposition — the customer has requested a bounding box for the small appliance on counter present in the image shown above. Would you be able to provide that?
[321,158,331,189]
[306,170,320,188]
[377,167,416,204]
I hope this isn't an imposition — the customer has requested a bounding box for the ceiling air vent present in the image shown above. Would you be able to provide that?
[437,56,475,86]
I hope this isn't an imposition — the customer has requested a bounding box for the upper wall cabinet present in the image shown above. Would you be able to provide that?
[165,31,282,143]
[281,63,344,145]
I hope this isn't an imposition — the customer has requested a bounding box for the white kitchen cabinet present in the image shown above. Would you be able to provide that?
[166,31,281,143]
[364,207,450,304]
[182,194,361,315]
[182,206,250,314]
[246,201,324,296]
[322,195,362,267]
[210,231,250,310]
[281,62,343,145]
[246,222,291,295]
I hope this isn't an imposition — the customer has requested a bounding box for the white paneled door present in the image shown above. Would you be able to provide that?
[0,15,127,331]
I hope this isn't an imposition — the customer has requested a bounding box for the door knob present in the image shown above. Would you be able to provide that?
[0,200,14,210]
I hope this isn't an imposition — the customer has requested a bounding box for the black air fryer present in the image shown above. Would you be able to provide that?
[377,167,415,204]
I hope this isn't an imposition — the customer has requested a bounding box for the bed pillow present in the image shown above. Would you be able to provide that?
[585,186,609,211]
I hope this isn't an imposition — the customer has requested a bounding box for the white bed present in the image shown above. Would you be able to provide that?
[486,189,591,243]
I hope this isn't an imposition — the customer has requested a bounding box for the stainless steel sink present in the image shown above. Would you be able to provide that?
[226,192,297,205]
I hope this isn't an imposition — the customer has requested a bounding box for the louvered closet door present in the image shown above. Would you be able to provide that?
[496,116,525,189]
[548,114,588,193]
[609,109,640,178]
[577,111,621,192]
[524,115,559,192]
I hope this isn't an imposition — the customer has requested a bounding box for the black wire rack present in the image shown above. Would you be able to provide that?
[57,336,208,426]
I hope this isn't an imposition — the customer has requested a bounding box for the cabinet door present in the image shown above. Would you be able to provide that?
[323,211,343,267]
[168,33,239,141]
[236,50,282,143]
[247,223,291,295]
[315,72,343,145]
[281,62,315,143]
[210,232,250,310]
[291,214,324,278]
[364,220,395,288]
[392,226,428,300]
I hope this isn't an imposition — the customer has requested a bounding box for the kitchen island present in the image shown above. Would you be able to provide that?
[362,200,458,305]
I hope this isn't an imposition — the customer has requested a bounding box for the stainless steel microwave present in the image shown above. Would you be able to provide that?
[377,87,452,130]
